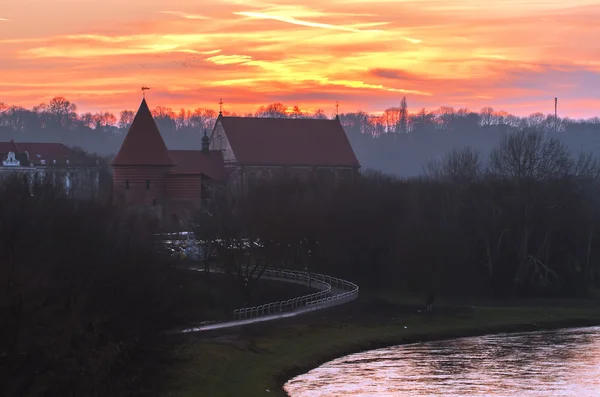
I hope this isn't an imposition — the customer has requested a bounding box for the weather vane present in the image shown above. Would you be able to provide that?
[142,86,150,98]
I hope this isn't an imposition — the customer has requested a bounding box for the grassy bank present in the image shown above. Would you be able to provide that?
[170,293,600,397]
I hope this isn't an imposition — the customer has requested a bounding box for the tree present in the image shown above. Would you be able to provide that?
[313,109,327,119]
[425,147,483,184]
[47,96,78,128]
[480,106,495,126]
[291,105,304,119]
[191,208,219,308]
[255,103,288,118]
[118,110,135,129]
[489,129,573,181]
[93,112,117,130]
[190,108,217,131]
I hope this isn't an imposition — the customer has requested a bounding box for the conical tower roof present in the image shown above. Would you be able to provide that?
[112,98,174,166]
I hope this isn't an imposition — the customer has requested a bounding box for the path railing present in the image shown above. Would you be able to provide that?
[180,267,359,332]
[233,269,334,320]
[158,234,360,332]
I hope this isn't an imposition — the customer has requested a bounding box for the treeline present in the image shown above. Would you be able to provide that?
[0,176,195,396]
[196,130,600,299]
[2,97,600,176]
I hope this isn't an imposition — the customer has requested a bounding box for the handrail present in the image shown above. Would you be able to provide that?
[159,235,359,332]
[232,268,336,320]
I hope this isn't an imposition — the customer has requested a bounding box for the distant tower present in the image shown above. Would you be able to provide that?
[111,97,174,216]
[555,97,558,132]
[201,129,210,155]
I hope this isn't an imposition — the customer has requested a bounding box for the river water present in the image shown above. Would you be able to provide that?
[284,327,600,397]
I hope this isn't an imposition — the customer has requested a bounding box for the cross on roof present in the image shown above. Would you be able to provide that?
[219,98,223,114]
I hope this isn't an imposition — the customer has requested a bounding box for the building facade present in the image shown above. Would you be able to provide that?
[0,140,101,199]
[111,98,361,225]
[111,98,226,224]
[209,113,361,194]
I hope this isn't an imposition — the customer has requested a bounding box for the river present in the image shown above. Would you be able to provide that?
[284,326,600,397]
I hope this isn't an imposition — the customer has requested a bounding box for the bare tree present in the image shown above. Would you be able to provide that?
[425,147,483,185]
[489,129,573,182]
[480,106,495,126]
[118,110,135,129]
[47,96,78,128]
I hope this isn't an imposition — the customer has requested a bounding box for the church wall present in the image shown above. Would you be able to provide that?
[226,165,359,194]
[112,166,170,213]
[165,174,202,223]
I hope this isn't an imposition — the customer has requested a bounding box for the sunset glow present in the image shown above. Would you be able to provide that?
[1,0,600,117]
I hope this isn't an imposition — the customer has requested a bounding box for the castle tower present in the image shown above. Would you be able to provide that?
[111,98,174,216]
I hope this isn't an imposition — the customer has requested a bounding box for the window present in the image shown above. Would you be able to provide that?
[125,180,129,189]
[146,179,150,189]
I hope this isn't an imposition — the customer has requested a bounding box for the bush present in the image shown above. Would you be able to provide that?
[0,176,192,397]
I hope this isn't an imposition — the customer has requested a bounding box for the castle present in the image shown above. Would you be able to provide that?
[111,97,361,225]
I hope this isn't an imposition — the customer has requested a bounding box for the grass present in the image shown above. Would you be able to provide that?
[169,290,600,397]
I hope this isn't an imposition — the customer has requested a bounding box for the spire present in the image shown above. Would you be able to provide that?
[201,129,210,154]
[335,101,340,120]
[112,98,174,166]
[219,98,223,116]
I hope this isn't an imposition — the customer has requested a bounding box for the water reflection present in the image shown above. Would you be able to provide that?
[284,327,600,397]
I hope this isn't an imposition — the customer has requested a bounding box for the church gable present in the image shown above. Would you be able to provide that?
[209,120,237,164]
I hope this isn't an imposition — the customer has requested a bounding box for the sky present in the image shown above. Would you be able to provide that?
[1,0,600,118]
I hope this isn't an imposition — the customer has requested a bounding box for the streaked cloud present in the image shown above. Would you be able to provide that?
[160,11,210,20]
[0,0,599,118]
[0,18,9,21]
[233,11,384,33]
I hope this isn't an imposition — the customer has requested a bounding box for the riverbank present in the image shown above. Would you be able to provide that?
[170,292,600,397]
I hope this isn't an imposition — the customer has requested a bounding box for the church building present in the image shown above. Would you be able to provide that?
[111,97,360,224]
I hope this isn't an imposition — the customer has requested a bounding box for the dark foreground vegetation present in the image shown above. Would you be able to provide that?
[0,176,316,396]
[199,129,600,300]
[0,176,192,396]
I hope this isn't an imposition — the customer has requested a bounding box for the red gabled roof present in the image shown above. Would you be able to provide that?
[168,150,226,181]
[0,141,92,166]
[112,98,174,166]
[217,116,360,167]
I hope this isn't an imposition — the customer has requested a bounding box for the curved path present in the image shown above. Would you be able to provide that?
[179,267,359,333]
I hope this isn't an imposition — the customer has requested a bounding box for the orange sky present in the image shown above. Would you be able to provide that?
[1,0,600,118]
